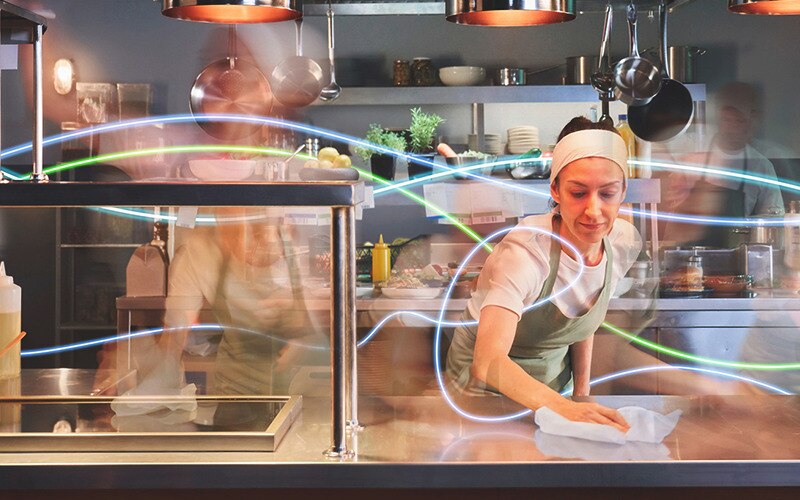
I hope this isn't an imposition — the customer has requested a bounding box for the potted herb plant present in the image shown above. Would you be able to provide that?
[407,107,445,179]
[355,124,407,181]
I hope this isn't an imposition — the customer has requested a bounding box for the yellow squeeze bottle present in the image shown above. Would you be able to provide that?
[615,114,637,178]
[616,114,637,226]
[372,235,391,283]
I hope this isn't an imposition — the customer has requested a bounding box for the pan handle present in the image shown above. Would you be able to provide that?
[659,1,670,77]
[295,17,303,57]
[228,24,237,70]
[627,2,640,58]
[598,2,613,72]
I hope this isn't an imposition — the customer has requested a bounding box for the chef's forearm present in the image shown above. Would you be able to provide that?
[471,355,564,411]
[569,335,594,396]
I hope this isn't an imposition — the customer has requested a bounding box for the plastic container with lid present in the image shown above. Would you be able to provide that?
[0,262,22,380]
[371,234,391,283]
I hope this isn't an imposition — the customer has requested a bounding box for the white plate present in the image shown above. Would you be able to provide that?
[308,287,373,298]
[188,159,257,181]
[381,287,442,299]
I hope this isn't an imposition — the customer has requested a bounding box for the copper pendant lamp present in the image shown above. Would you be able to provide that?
[446,0,576,26]
[729,0,800,15]
[162,0,302,24]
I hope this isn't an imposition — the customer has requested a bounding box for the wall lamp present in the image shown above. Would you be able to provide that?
[53,58,75,95]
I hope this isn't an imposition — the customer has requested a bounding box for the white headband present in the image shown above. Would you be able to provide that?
[550,129,628,186]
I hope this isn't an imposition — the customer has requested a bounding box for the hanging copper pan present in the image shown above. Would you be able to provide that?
[190,25,274,140]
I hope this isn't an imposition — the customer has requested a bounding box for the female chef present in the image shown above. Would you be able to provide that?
[446,116,641,432]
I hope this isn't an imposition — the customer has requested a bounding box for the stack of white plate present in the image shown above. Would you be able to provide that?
[483,134,503,155]
[507,126,540,155]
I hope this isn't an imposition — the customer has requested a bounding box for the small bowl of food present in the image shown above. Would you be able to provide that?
[445,151,497,179]
[704,274,753,294]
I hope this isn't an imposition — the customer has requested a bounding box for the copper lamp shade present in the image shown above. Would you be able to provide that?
[729,0,800,15]
[446,0,576,26]
[162,0,302,23]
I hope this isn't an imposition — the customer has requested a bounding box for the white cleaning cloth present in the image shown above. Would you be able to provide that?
[111,381,198,417]
[534,430,672,461]
[534,406,682,445]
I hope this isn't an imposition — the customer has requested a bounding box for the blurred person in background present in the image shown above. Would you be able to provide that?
[663,82,784,246]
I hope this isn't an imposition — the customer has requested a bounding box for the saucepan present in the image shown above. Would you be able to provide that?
[628,2,694,142]
[190,25,273,140]
[270,17,324,107]
[613,2,661,107]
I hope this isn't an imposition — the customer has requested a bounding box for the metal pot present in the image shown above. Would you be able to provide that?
[667,46,705,83]
[732,219,784,247]
[495,67,526,86]
[565,56,599,85]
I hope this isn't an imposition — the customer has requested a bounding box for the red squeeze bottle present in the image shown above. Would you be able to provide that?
[437,143,457,158]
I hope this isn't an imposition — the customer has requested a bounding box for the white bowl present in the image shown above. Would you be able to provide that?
[381,287,442,300]
[188,159,257,181]
[439,66,486,86]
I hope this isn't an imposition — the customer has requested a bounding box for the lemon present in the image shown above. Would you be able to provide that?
[303,159,319,169]
[318,147,339,163]
[333,154,352,168]
[318,160,334,169]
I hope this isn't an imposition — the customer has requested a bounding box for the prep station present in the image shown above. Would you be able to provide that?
[1,0,800,497]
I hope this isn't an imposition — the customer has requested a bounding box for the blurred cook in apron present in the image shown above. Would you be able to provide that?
[160,207,324,396]
[663,82,784,247]
[446,116,642,432]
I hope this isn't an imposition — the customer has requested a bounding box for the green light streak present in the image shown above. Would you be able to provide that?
[20,144,800,370]
[601,321,800,371]
[353,166,492,252]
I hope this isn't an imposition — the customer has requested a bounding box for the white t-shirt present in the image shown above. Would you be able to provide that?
[467,213,642,320]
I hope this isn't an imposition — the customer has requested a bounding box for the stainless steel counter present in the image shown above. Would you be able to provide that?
[1,369,799,489]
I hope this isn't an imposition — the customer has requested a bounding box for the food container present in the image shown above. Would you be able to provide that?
[495,67,526,86]
[445,155,497,179]
[412,57,437,86]
[565,56,600,85]
[505,158,550,179]
[393,59,411,86]
[76,83,115,124]
[704,274,753,294]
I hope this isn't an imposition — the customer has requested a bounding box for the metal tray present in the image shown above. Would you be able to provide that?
[0,394,302,452]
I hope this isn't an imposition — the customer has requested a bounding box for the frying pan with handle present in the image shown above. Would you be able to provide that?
[613,2,661,107]
[270,17,324,108]
[189,25,273,140]
[628,2,694,143]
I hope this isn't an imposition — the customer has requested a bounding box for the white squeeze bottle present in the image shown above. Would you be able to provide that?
[0,262,22,379]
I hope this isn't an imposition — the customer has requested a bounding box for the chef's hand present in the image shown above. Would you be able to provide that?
[549,399,630,433]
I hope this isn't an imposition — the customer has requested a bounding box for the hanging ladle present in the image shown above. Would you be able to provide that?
[319,0,341,101]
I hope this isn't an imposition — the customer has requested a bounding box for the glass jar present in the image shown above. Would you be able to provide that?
[393,59,411,87]
[412,58,436,86]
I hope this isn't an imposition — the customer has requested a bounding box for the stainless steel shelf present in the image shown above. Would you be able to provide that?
[58,324,117,331]
[60,244,141,249]
[0,181,366,208]
[313,85,706,106]
[375,177,660,206]
[0,0,47,44]
[302,0,696,16]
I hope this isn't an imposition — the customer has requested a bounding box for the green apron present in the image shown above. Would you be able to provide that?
[445,216,614,394]
[212,227,307,396]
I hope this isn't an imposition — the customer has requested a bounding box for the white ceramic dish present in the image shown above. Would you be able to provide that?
[439,66,486,86]
[381,287,442,300]
[308,287,373,298]
[188,159,257,181]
